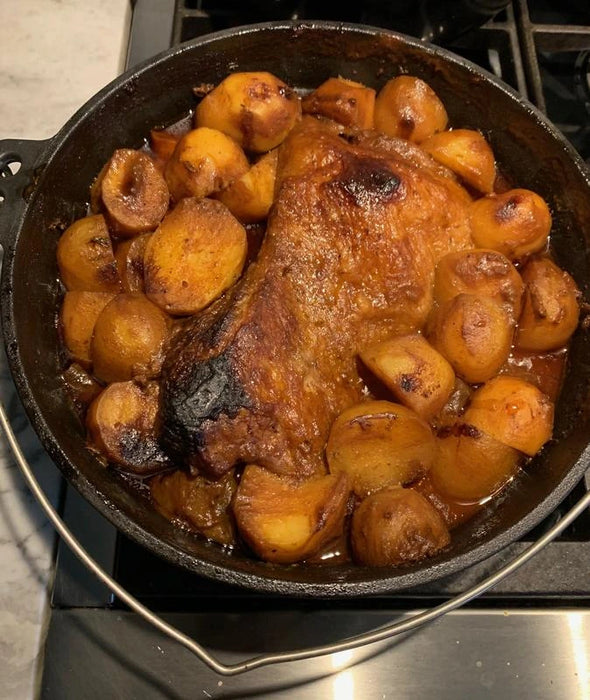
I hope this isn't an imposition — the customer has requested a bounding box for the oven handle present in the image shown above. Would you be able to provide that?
[2,399,589,677]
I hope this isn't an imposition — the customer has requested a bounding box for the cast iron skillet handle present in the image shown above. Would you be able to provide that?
[0,138,52,254]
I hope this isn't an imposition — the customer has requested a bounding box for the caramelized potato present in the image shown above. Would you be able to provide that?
[469,189,551,260]
[164,127,249,202]
[516,257,580,352]
[57,214,122,293]
[86,380,169,475]
[326,400,435,497]
[62,362,103,406]
[351,487,450,567]
[115,233,151,292]
[359,334,455,420]
[428,293,513,384]
[91,292,171,383]
[100,149,170,236]
[434,248,525,322]
[464,375,554,456]
[60,291,117,367]
[301,77,375,129]
[374,75,448,143]
[215,149,278,223]
[233,466,349,564]
[421,129,496,193]
[151,470,236,546]
[195,71,301,153]
[149,128,181,163]
[432,423,522,502]
[144,197,247,315]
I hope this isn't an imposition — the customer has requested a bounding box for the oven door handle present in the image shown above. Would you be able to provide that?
[3,398,589,676]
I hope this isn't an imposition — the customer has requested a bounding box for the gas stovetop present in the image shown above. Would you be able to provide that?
[40,1,590,697]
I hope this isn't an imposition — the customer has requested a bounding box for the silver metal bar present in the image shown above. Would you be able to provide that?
[1,397,589,676]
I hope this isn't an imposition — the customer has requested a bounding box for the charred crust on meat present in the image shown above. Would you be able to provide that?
[329,154,404,207]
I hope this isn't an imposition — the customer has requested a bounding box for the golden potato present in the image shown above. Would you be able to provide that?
[100,149,170,236]
[428,293,513,384]
[464,375,554,456]
[164,127,249,202]
[91,292,171,383]
[421,128,496,193]
[150,470,237,546]
[57,214,122,293]
[301,77,375,129]
[195,71,301,153]
[351,487,450,567]
[516,257,580,352]
[359,334,455,420]
[469,188,551,260]
[434,248,524,322]
[149,128,181,163]
[432,423,522,502]
[144,197,247,316]
[60,291,117,367]
[115,233,151,292]
[374,75,448,143]
[215,149,278,223]
[233,465,350,564]
[86,380,170,475]
[326,400,435,497]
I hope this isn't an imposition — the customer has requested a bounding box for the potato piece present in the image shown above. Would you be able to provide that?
[374,75,448,143]
[233,466,349,564]
[464,375,554,456]
[469,188,551,260]
[57,214,122,293]
[62,362,103,406]
[215,149,278,223]
[351,487,450,567]
[150,470,236,546]
[326,400,435,498]
[434,248,524,322]
[60,291,117,367]
[91,292,171,383]
[195,71,301,153]
[144,197,247,315]
[432,423,522,502]
[428,293,513,384]
[100,149,170,236]
[301,77,375,129]
[164,127,249,202]
[359,334,455,420]
[149,129,181,163]
[516,257,580,352]
[86,380,170,475]
[115,233,151,292]
[421,129,495,193]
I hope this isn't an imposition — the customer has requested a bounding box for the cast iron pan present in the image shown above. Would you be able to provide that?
[1,22,589,597]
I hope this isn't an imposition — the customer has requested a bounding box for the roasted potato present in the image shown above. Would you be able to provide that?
[464,375,554,456]
[143,197,247,316]
[56,214,122,293]
[149,128,181,163]
[195,71,301,153]
[432,423,522,502]
[61,362,103,406]
[469,188,552,260]
[60,291,117,367]
[351,487,450,567]
[374,75,448,143]
[421,129,496,193]
[115,233,151,293]
[301,77,375,129]
[434,248,525,322]
[428,293,513,384]
[359,334,455,420]
[516,257,580,352]
[326,400,435,498]
[100,149,170,236]
[233,465,350,564]
[86,380,170,475]
[164,127,249,202]
[91,292,171,383]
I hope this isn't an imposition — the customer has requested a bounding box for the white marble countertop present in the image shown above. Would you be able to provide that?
[0,1,130,697]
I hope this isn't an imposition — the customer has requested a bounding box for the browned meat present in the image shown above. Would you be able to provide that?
[161,117,473,479]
